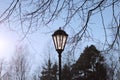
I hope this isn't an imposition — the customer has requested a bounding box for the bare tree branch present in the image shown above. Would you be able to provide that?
[0,0,120,52]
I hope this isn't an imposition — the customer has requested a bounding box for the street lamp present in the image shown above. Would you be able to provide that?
[52,27,68,80]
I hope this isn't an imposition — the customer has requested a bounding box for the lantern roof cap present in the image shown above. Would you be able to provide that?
[52,27,68,36]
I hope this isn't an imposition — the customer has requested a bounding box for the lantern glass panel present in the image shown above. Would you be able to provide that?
[53,36,57,49]
[53,34,67,50]
[52,28,68,53]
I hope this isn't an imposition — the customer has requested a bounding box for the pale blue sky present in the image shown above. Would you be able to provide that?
[0,0,119,70]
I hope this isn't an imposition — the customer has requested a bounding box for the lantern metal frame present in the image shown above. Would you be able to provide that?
[52,27,68,54]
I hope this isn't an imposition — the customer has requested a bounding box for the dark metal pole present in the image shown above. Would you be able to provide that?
[58,53,62,80]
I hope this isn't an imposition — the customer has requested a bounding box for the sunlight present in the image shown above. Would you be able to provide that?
[0,25,18,59]
[0,37,8,53]
[0,33,14,58]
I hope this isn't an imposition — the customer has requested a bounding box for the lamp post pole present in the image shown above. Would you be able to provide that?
[58,52,62,80]
[52,27,68,80]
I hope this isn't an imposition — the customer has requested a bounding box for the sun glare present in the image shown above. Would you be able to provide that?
[0,34,13,58]
[0,37,8,53]
[0,25,19,59]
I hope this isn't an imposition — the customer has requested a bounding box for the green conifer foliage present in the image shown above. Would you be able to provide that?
[71,45,107,80]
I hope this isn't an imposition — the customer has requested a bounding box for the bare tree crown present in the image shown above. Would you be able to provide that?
[0,0,120,51]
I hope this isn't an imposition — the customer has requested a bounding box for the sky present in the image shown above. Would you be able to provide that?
[0,0,108,59]
[0,22,53,72]
[0,1,56,69]
[0,0,50,60]
[0,22,50,57]
[0,23,18,59]
[0,0,119,70]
